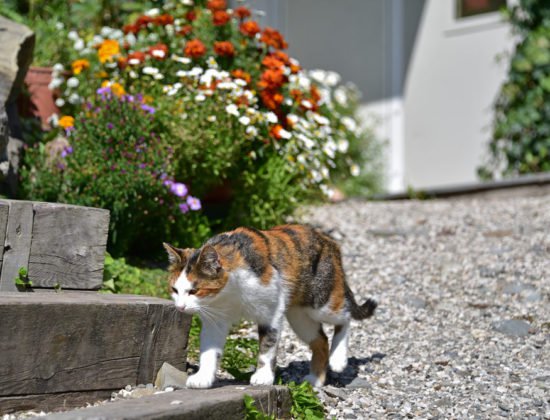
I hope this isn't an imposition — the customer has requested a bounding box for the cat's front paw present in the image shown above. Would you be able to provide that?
[186,372,215,389]
[329,354,348,373]
[250,368,275,386]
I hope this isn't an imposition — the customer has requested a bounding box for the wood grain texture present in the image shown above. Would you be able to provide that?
[0,293,190,401]
[0,202,9,269]
[27,202,109,290]
[0,390,113,415]
[0,201,33,291]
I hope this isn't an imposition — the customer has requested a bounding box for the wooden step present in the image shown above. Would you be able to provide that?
[0,292,190,414]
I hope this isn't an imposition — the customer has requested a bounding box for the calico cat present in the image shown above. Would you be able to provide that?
[164,224,376,389]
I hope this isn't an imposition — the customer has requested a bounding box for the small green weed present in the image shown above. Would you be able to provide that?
[14,267,32,290]
[288,381,325,420]
[243,394,275,420]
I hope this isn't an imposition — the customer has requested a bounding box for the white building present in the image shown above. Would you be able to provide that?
[250,0,515,193]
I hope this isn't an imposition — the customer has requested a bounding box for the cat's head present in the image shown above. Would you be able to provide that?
[163,242,229,314]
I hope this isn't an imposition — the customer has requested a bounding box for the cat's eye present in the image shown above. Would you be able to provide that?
[171,286,178,295]
[188,288,198,296]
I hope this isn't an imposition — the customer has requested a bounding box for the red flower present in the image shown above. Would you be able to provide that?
[234,6,251,19]
[148,43,169,60]
[258,68,285,90]
[117,56,128,70]
[135,15,154,29]
[214,41,235,57]
[184,39,206,58]
[123,24,139,34]
[212,10,231,26]
[240,20,260,38]
[260,27,288,49]
[178,24,193,36]
[186,10,197,22]
[207,0,226,11]
[154,14,174,26]
[127,51,146,65]
[231,69,251,84]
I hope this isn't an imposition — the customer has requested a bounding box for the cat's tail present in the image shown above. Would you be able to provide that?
[346,284,377,320]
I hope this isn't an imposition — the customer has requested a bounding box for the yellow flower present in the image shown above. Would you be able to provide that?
[58,116,75,129]
[143,95,154,104]
[101,80,125,97]
[98,39,120,64]
[71,59,90,75]
[96,71,108,79]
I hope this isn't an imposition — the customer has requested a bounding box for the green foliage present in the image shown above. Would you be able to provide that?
[102,253,169,297]
[288,381,325,420]
[20,92,211,256]
[243,395,275,420]
[480,0,550,178]
[14,267,32,290]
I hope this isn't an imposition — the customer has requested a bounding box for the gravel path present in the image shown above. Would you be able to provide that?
[275,195,550,419]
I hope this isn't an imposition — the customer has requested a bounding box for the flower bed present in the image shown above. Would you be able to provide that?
[21,0,381,256]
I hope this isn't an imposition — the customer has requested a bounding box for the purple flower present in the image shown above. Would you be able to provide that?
[178,203,189,214]
[186,196,201,211]
[96,86,111,97]
[139,163,146,169]
[61,146,73,158]
[107,122,114,130]
[170,182,188,198]
[141,104,156,114]
[163,179,174,188]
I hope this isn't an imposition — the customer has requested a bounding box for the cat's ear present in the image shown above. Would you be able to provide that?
[163,242,188,266]
[197,245,221,276]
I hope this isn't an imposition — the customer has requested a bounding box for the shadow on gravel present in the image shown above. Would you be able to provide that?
[278,353,386,388]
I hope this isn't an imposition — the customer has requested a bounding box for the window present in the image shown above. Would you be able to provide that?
[456,0,507,18]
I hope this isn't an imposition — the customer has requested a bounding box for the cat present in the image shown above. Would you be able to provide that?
[163,224,377,389]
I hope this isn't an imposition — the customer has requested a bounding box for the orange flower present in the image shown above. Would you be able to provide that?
[260,27,288,49]
[214,41,235,57]
[207,0,226,11]
[71,59,90,75]
[240,20,260,37]
[184,39,206,58]
[98,39,120,63]
[117,56,128,70]
[260,90,284,111]
[231,69,251,84]
[212,10,230,26]
[258,68,285,90]
[270,124,291,140]
[262,55,285,69]
[154,14,174,26]
[148,43,169,60]
[273,51,290,65]
[178,24,193,36]
[58,116,75,129]
[234,6,251,19]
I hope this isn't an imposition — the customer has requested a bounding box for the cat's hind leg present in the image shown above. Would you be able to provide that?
[329,321,350,373]
[286,307,329,387]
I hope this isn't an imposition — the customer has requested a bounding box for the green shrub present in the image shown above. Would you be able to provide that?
[21,89,210,256]
[480,0,550,178]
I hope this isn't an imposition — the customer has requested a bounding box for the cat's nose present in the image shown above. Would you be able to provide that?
[175,304,186,312]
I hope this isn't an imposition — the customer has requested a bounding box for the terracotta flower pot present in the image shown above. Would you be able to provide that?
[21,66,59,130]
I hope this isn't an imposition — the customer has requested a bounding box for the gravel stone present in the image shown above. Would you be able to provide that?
[492,319,532,337]
[275,195,550,419]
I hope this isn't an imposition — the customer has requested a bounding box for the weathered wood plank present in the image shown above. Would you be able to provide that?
[0,201,33,291]
[0,202,9,269]
[28,202,109,289]
[0,293,190,401]
[0,390,112,415]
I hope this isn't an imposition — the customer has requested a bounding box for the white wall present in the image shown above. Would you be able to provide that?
[403,0,513,189]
